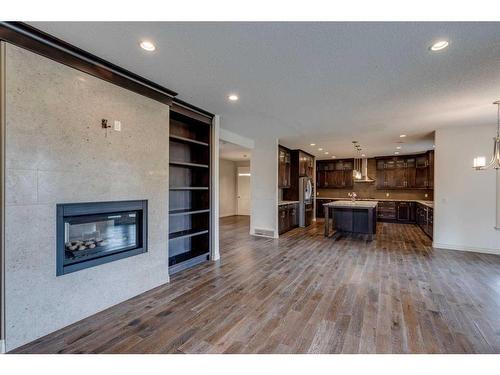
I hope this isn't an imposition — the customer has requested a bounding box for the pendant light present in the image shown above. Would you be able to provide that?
[352,141,362,180]
[474,101,500,170]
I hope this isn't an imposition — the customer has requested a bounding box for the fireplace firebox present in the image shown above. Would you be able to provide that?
[56,200,148,275]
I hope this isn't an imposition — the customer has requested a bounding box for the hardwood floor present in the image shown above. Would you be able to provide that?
[12,216,500,353]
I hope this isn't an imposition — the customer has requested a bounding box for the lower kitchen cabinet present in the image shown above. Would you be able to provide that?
[377,201,416,223]
[416,203,433,239]
[279,203,299,235]
[377,201,397,220]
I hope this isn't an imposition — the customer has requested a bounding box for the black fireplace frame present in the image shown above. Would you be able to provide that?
[56,200,148,276]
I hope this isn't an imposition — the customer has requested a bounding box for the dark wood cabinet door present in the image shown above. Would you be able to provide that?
[406,166,416,188]
[333,170,344,187]
[278,147,291,188]
[279,207,289,234]
[427,151,434,189]
[298,152,307,176]
[306,155,314,178]
[416,155,428,168]
[376,159,386,170]
[415,168,428,188]
[394,168,406,188]
[385,169,396,188]
[397,202,410,221]
[376,169,386,189]
[343,170,353,188]
[278,148,285,188]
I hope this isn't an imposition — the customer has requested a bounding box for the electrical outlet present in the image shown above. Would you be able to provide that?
[114,120,121,131]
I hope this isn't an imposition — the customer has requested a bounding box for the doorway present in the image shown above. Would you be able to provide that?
[219,140,252,233]
[237,166,250,215]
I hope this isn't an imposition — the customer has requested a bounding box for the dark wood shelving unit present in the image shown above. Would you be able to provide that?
[170,161,209,169]
[168,106,212,274]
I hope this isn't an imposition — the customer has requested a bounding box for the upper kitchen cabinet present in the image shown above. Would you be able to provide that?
[316,159,354,189]
[376,151,434,190]
[298,151,314,178]
[278,146,291,188]
[427,150,434,189]
[282,149,315,201]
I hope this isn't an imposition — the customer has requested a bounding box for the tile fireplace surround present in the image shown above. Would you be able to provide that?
[3,43,170,351]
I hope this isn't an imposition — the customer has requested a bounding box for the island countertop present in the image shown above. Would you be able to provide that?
[324,200,378,209]
[317,197,433,208]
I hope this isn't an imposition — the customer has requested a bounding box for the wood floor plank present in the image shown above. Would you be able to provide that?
[10,216,500,354]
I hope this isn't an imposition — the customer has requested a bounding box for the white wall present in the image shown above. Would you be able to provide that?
[250,137,279,238]
[4,44,170,350]
[434,124,500,254]
[219,159,237,217]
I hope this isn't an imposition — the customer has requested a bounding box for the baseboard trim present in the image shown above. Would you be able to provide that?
[0,339,5,354]
[219,213,237,218]
[433,242,500,256]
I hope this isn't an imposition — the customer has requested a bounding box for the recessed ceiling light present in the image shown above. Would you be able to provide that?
[324,152,329,155]
[228,94,239,102]
[310,143,316,146]
[318,148,323,151]
[400,134,407,138]
[395,151,400,155]
[429,40,449,52]
[396,146,401,150]
[361,154,366,157]
[331,156,336,159]
[140,40,156,52]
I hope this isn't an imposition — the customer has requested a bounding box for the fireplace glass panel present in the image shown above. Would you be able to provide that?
[64,210,140,267]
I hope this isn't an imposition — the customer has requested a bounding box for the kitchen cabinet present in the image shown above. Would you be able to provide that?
[282,149,315,202]
[427,150,434,189]
[396,201,416,222]
[417,203,433,239]
[279,203,300,234]
[376,151,433,190]
[299,151,314,178]
[377,201,416,223]
[377,201,397,220]
[316,159,354,189]
[278,146,291,188]
[279,205,289,234]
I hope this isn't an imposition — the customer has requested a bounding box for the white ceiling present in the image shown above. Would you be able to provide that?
[30,22,500,159]
[219,141,251,161]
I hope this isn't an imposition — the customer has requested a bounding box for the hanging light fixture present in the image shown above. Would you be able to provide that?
[474,101,500,170]
[352,141,362,180]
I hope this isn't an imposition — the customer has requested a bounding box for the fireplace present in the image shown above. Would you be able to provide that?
[56,200,148,275]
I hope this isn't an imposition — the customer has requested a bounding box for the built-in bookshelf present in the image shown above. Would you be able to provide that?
[169,105,212,274]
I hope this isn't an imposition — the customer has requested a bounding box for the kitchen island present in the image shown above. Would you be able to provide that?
[323,200,378,240]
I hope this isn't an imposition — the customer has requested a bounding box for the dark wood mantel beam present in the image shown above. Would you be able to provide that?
[0,21,177,106]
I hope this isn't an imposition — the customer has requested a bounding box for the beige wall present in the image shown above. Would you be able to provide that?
[434,125,500,254]
[4,44,170,350]
[316,158,433,200]
[219,159,237,217]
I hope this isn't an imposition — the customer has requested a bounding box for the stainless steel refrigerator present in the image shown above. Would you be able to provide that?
[298,177,313,227]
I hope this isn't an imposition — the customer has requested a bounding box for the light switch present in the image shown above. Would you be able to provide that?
[114,120,122,131]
